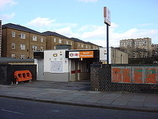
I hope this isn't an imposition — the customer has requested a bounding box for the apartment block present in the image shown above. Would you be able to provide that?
[2,23,46,59]
[42,31,100,50]
[42,31,75,50]
[70,38,99,50]
[151,44,158,56]
[120,38,152,58]
[120,38,151,50]
[1,23,100,59]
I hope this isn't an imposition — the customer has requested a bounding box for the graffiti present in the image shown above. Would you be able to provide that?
[112,68,122,82]
[133,68,143,83]
[146,68,156,84]
[111,66,158,84]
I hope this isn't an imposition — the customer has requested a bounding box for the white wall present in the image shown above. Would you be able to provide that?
[44,50,70,81]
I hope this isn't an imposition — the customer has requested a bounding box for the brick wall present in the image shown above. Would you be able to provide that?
[91,64,158,93]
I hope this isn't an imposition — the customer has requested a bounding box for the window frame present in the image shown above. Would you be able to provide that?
[32,36,37,41]
[12,31,15,37]
[20,33,26,39]
[20,44,26,50]
[32,45,37,51]
[11,43,15,49]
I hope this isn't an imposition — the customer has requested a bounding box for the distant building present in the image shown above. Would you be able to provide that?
[120,38,151,50]
[120,38,152,58]
[100,47,128,64]
[2,23,46,59]
[151,44,158,57]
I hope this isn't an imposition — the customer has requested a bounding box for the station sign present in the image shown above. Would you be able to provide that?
[104,7,111,26]
[69,51,94,58]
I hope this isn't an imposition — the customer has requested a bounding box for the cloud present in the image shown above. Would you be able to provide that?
[27,18,158,47]
[109,28,158,47]
[74,23,158,47]
[78,0,98,2]
[27,17,78,30]
[55,27,79,38]
[81,26,105,39]
[0,0,17,10]
[0,12,15,21]
[27,17,56,27]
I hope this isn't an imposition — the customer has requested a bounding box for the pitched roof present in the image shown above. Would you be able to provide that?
[2,23,42,35]
[42,31,70,39]
[70,37,86,43]
[71,37,99,46]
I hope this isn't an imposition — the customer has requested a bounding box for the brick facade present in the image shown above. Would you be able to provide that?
[2,23,46,59]
[1,23,100,59]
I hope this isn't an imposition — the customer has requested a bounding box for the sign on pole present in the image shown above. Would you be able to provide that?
[104,7,111,26]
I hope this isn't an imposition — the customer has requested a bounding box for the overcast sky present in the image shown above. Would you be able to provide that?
[0,0,158,47]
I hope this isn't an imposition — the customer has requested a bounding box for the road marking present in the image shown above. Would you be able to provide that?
[1,109,23,115]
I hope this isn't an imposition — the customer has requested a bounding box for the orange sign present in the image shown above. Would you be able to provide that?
[79,51,94,58]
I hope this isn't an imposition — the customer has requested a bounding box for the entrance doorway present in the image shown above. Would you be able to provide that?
[70,58,98,81]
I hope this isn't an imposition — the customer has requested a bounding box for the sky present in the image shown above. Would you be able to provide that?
[0,0,158,47]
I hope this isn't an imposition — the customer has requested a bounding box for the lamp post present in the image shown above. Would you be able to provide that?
[104,7,111,64]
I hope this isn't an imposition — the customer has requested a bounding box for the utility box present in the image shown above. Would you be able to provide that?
[44,50,70,82]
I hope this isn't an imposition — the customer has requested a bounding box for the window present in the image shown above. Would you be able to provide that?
[11,54,15,58]
[40,47,43,51]
[11,43,15,49]
[54,38,56,42]
[59,39,62,43]
[32,45,37,51]
[32,36,37,41]
[20,55,25,59]
[41,37,43,42]
[12,31,15,37]
[20,44,25,50]
[20,33,26,39]
[66,41,68,44]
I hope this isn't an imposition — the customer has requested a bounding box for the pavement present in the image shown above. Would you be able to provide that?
[0,80,158,112]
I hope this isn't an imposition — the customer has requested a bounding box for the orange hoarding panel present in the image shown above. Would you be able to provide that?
[111,66,158,84]
[112,68,122,83]
[133,68,143,83]
[122,68,131,83]
[146,68,156,84]
[79,51,94,58]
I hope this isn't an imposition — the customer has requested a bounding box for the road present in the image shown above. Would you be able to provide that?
[0,97,158,119]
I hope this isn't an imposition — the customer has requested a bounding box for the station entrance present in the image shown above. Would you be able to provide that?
[35,49,99,82]
[66,50,99,82]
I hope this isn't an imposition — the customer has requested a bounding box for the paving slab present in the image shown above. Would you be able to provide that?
[0,81,158,112]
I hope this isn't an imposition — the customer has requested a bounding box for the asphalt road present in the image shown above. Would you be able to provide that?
[0,97,158,119]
